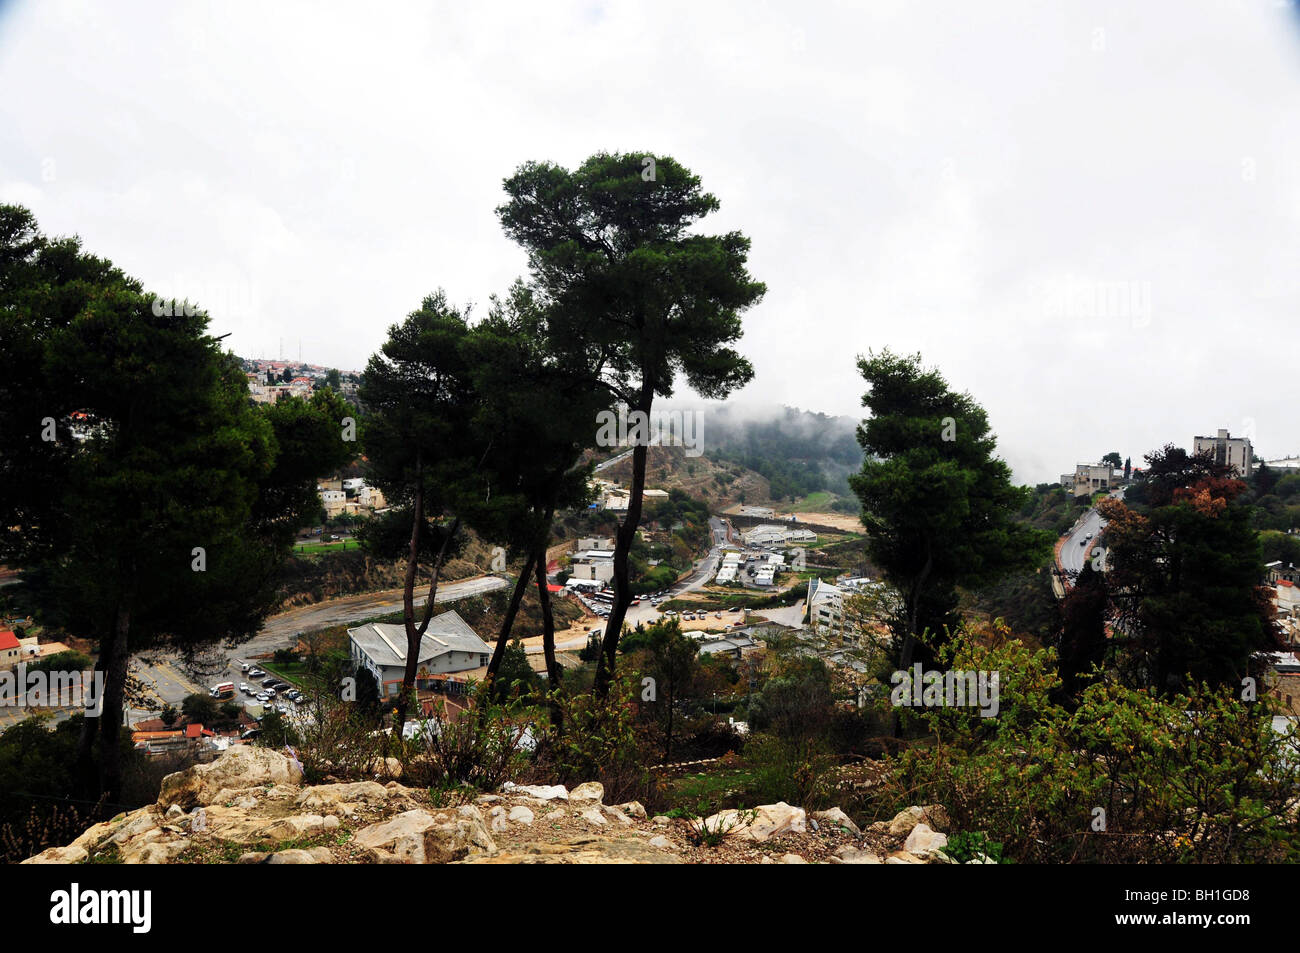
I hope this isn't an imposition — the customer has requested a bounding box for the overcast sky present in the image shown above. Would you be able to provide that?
[3,0,1300,484]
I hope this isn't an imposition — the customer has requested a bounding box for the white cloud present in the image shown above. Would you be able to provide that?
[3,0,1300,482]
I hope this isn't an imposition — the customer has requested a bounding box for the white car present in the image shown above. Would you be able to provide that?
[256,691,269,702]
[239,682,251,694]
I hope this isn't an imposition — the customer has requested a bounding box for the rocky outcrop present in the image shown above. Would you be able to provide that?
[24,746,966,866]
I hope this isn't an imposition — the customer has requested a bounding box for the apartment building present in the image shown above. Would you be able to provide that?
[1193,428,1253,479]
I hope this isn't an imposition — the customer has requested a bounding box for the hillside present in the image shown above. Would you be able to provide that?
[600,446,771,510]
[23,746,959,866]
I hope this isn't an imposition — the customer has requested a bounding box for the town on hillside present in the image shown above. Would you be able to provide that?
[1,4,1295,923]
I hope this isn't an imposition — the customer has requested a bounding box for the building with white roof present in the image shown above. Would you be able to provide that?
[348,610,491,696]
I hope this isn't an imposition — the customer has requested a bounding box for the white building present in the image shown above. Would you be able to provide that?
[570,549,615,583]
[1193,429,1253,479]
[743,524,818,547]
[348,610,491,697]
[1072,463,1116,499]
[808,577,844,632]
[319,488,346,517]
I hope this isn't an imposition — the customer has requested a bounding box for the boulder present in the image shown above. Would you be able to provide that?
[812,807,861,837]
[579,807,608,827]
[903,823,949,858]
[830,846,882,864]
[353,807,496,864]
[615,801,647,819]
[601,805,634,826]
[886,850,923,864]
[158,746,302,810]
[781,853,807,864]
[258,814,330,842]
[569,781,604,804]
[648,835,673,850]
[21,845,88,864]
[294,781,391,819]
[702,802,806,843]
[120,839,188,865]
[887,806,927,837]
[507,806,535,826]
[502,782,568,801]
[268,847,333,864]
[487,806,509,833]
[464,835,682,865]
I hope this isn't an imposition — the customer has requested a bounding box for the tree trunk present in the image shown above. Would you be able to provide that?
[893,543,933,738]
[395,507,460,738]
[76,630,109,799]
[595,391,653,699]
[486,551,537,685]
[394,467,424,735]
[97,601,132,804]
[534,546,563,730]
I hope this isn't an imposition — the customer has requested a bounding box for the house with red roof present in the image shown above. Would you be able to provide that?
[0,630,21,669]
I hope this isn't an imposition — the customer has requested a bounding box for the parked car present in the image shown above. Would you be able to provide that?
[248,667,265,678]
[272,681,291,692]
[240,663,249,673]
[256,691,269,702]
[239,682,251,694]
[264,689,277,699]
[262,677,277,688]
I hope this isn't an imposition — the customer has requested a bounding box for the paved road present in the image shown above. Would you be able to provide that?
[1061,487,1124,578]
[530,517,733,654]
[594,449,634,472]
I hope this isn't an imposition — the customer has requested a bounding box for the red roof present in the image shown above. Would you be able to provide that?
[546,583,564,593]
[0,630,18,650]
[1281,580,1295,588]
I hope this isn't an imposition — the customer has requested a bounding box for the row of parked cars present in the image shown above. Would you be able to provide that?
[238,662,306,710]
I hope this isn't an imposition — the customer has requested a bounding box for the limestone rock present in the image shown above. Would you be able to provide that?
[887,806,927,837]
[579,807,608,827]
[569,781,604,804]
[507,805,535,826]
[502,782,568,801]
[812,807,861,836]
[781,853,807,864]
[886,850,923,864]
[464,835,682,864]
[488,805,509,833]
[21,845,89,864]
[830,846,882,864]
[294,781,390,819]
[615,801,647,819]
[120,839,188,864]
[903,823,949,858]
[158,745,302,810]
[697,802,806,843]
[353,807,496,864]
